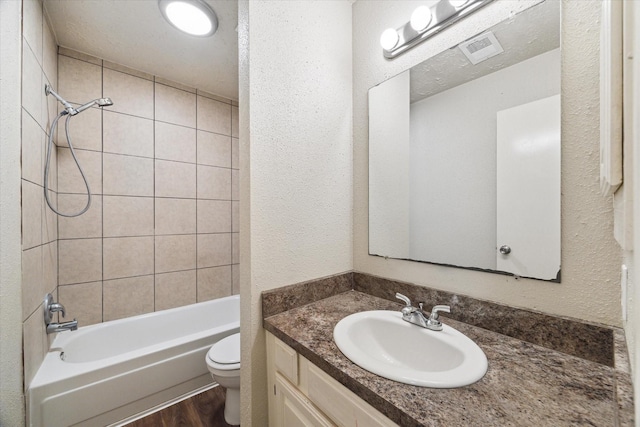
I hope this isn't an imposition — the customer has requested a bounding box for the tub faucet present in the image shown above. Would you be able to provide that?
[46,320,78,334]
[44,293,78,334]
[395,293,450,331]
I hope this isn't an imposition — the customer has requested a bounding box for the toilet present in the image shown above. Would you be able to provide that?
[206,333,241,426]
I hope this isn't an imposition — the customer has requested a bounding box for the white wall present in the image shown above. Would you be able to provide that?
[369,70,411,258]
[354,0,622,326]
[238,1,353,425]
[408,49,560,269]
[0,0,25,424]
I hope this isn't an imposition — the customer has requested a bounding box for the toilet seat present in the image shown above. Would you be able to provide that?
[207,333,240,371]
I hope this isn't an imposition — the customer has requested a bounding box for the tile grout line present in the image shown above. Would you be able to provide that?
[60,145,235,171]
[101,57,105,323]
[153,76,157,313]
[230,103,234,296]
[55,44,60,322]
[195,91,199,304]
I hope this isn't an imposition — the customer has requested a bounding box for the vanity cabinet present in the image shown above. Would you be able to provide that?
[266,332,397,427]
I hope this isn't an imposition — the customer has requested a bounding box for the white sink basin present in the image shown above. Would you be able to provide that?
[333,310,487,388]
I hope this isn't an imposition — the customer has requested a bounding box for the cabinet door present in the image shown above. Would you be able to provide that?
[274,372,335,427]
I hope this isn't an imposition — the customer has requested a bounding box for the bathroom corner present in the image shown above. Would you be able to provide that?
[0,0,27,424]
[20,0,60,395]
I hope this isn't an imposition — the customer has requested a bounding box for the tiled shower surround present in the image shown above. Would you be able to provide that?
[21,0,59,388]
[55,48,240,325]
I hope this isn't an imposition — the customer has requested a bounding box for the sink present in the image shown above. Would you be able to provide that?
[333,310,488,388]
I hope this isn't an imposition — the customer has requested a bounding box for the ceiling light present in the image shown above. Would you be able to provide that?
[410,6,432,32]
[449,0,471,7]
[158,0,218,37]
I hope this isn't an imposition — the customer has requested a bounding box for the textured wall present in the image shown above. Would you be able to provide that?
[353,0,622,326]
[239,1,353,425]
[55,49,240,325]
[622,0,640,421]
[0,1,26,424]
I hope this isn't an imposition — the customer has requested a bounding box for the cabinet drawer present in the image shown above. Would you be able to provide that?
[305,361,397,427]
[273,336,299,385]
[275,372,335,427]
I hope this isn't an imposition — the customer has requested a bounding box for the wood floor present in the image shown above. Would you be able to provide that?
[125,386,236,427]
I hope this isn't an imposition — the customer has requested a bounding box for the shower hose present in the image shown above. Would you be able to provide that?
[44,111,92,217]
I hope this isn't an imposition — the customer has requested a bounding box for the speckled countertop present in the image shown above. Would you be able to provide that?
[264,289,630,426]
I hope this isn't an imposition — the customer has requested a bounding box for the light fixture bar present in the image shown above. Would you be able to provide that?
[382,0,495,59]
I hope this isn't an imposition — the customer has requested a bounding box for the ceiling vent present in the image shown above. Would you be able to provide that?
[458,31,504,65]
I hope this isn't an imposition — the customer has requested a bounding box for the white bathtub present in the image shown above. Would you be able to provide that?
[27,295,240,427]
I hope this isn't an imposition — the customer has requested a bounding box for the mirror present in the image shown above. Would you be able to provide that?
[368,0,561,281]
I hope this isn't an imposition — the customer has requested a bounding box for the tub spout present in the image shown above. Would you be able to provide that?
[44,293,78,334]
[46,319,78,334]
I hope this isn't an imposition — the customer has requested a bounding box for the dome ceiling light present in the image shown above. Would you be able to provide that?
[158,0,218,37]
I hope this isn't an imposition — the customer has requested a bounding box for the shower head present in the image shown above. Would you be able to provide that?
[74,97,114,114]
[97,98,114,107]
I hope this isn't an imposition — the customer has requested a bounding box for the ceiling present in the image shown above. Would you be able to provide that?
[44,0,239,100]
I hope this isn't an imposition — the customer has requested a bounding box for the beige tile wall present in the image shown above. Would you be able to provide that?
[56,49,240,325]
[21,0,59,389]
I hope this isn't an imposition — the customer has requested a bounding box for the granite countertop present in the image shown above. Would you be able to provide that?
[264,290,624,426]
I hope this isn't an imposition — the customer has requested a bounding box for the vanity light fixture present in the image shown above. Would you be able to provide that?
[158,0,218,37]
[381,0,495,59]
[410,6,432,32]
[380,28,400,50]
[450,0,471,7]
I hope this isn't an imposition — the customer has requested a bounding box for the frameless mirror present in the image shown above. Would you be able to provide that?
[368,0,561,281]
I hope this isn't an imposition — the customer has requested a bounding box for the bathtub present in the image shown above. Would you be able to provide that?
[27,294,240,427]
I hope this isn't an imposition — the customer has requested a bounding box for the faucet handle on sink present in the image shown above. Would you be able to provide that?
[395,293,411,306]
[429,305,451,322]
[395,293,416,318]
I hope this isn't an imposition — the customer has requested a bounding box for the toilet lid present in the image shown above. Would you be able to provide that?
[207,333,240,364]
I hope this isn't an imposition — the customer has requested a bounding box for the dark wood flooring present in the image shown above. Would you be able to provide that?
[125,386,236,427]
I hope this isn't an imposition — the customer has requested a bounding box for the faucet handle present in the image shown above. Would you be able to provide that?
[429,305,451,321]
[49,302,66,318]
[395,293,411,306]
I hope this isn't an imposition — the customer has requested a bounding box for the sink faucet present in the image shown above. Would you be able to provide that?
[395,293,450,331]
[44,293,78,334]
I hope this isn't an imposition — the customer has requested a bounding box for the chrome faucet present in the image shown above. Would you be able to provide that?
[395,293,450,331]
[44,293,78,334]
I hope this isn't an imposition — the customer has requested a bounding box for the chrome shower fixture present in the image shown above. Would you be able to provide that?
[45,84,74,113]
[45,84,113,116]
[44,84,114,217]
[75,97,114,114]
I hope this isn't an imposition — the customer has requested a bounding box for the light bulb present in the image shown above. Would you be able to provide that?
[449,0,470,7]
[380,28,399,50]
[410,6,433,32]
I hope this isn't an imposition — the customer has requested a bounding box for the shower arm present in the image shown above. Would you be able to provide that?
[45,84,76,115]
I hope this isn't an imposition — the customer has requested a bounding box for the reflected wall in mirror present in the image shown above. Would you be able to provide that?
[369,0,561,281]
